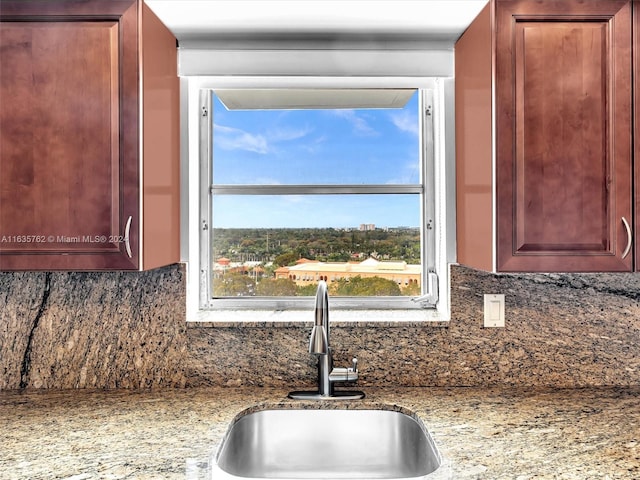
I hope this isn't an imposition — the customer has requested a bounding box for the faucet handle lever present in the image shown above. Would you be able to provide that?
[351,357,358,373]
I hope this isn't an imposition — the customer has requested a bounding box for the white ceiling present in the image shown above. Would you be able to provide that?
[145,0,489,47]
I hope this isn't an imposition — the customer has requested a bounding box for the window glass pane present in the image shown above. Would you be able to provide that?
[211,194,422,297]
[212,91,420,185]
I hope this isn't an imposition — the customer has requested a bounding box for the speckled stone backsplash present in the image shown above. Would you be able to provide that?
[2,264,640,390]
[0,265,188,390]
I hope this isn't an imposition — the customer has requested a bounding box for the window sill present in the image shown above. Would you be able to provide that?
[186,308,450,328]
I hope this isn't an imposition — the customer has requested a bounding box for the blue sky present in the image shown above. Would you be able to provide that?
[212,91,421,228]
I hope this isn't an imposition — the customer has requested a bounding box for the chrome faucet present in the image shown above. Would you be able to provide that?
[289,281,365,400]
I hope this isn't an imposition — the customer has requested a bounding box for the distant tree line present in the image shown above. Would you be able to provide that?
[213,227,421,265]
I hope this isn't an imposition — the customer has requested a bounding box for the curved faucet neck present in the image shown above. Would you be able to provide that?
[309,281,330,355]
[315,281,329,334]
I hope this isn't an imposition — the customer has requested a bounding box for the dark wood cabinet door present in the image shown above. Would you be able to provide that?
[496,0,632,272]
[0,1,139,270]
[634,0,640,271]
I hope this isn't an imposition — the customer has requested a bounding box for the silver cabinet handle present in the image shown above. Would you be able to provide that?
[621,216,632,260]
[124,215,132,258]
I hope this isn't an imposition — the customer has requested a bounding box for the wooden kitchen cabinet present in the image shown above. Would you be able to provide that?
[456,0,633,272]
[0,0,180,271]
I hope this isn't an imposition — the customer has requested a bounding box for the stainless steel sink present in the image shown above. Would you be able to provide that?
[211,408,443,479]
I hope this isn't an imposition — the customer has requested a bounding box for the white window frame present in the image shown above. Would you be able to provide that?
[183,77,454,323]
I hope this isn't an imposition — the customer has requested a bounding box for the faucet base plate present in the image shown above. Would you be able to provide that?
[288,390,365,401]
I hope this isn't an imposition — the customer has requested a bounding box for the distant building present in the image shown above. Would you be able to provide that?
[214,257,263,278]
[275,257,420,288]
[359,223,376,231]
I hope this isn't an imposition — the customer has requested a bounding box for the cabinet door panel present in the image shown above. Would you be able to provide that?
[496,0,632,272]
[0,1,139,270]
[515,22,608,252]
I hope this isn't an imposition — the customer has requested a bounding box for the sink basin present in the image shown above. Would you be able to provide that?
[211,408,443,479]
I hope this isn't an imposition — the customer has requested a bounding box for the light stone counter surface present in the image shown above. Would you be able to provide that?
[1,387,639,479]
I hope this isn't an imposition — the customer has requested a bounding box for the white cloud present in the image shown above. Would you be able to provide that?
[330,110,378,136]
[214,124,313,154]
[389,110,419,136]
[268,126,313,142]
[215,124,269,154]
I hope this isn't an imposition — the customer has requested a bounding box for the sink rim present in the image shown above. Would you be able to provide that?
[210,402,448,480]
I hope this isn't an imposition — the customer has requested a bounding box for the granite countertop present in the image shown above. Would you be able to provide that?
[1,386,639,479]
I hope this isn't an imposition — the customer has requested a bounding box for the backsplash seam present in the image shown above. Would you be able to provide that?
[19,272,51,389]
